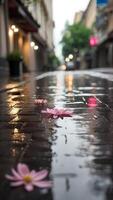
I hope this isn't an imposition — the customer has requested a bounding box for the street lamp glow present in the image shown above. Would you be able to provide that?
[68,54,73,59]
[34,45,39,50]
[30,41,35,47]
[11,25,16,30]
[14,28,19,32]
[65,57,70,62]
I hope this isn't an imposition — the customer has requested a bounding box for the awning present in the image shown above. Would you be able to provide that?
[8,0,40,33]
[96,31,113,49]
[33,33,47,48]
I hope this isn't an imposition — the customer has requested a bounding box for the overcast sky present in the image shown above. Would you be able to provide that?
[53,0,90,58]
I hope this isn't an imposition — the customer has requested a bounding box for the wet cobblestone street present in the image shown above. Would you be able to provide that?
[0,70,113,200]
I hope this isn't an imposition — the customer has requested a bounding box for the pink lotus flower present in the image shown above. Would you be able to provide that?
[41,108,73,119]
[34,99,47,105]
[5,163,52,192]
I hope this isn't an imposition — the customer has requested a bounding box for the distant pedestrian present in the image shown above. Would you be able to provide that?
[76,57,80,69]
[84,52,92,69]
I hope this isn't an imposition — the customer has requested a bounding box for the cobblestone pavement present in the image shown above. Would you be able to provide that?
[0,70,113,200]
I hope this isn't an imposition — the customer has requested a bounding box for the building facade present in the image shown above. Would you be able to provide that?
[81,0,96,29]
[78,0,96,69]
[74,11,83,24]
[95,0,113,68]
[0,0,54,73]
[0,0,8,67]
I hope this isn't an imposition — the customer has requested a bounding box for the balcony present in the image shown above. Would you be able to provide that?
[96,13,108,30]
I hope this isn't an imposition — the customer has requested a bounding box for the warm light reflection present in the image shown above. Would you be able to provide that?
[7,88,23,109]
[12,128,26,143]
[14,128,18,133]
[6,83,19,90]
[65,74,74,97]
[18,35,23,49]
[10,107,20,115]
[12,116,20,122]
[54,73,65,107]
[9,28,13,37]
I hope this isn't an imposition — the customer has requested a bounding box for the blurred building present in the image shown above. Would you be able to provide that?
[0,0,8,68]
[0,0,54,73]
[81,0,96,29]
[95,0,113,68]
[74,11,83,24]
[79,0,96,69]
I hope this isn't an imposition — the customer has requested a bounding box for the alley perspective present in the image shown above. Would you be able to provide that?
[0,1,113,200]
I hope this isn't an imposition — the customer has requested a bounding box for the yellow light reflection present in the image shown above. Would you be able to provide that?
[12,115,20,122]
[65,74,74,97]
[12,128,26,143]
[9,28,13,37]
[14,128,18,133]
[10,107,20,115]
[6,83,19,90]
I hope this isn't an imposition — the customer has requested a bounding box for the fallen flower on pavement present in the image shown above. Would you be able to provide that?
[5,163,52,192]
[34,99,47,105]
[41,108,73,119]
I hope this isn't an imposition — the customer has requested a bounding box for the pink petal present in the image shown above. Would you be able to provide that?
[30,170,37,176]
[41,108,73,119]
[33,170,48,181]
[17,163,30,176]
[25,184,34,192]
[11,169,22,180]
[33,181,52,188]
[5,174,17,181]
[10,181,23,187]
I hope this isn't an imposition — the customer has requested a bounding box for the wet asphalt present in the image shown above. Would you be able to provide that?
[0,70,113,200]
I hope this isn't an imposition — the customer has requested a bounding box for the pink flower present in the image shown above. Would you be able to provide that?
[41,108,73,119]
[34,99,47,105]
[5,163,52,192]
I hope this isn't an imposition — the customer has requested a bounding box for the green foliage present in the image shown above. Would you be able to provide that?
[61,22,91,58]
[7,51,22,61]
[48,53,60,71]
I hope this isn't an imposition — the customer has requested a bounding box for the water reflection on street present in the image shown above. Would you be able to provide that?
[36,71,113,200]
[0,71,113,200]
